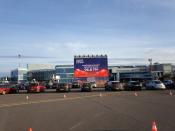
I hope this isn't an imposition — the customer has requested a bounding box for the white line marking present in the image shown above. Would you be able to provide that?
[69,122,83,130]
[0,92,119,109]
[0,94,103,108]
[94,112,104,118]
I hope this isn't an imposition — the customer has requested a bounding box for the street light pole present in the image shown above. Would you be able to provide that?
[18,54,21,67]
[148,58,153,79]
[148,58,152,72]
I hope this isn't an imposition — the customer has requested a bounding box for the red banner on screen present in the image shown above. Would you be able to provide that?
[74,68,108,77]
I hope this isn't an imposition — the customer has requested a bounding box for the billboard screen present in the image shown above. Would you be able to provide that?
[74,56,108,78]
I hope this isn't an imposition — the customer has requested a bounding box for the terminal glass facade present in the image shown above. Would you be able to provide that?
[11,68,28,83]
[55,65,74,83]
[27,69,56,81]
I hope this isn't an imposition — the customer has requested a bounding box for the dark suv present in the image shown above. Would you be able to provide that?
[163,80,174,89]
[105,81,124,91]
[54,83,71,92]
[126,81,142,91]
[81,82,93,92]
[72,82,81,88]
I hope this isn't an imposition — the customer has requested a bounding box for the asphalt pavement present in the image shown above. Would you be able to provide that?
[0,89,175,131]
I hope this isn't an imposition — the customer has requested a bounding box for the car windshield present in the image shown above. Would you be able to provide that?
[73,82,78,85]
[112,82,119,85]
[58,83,68,86]
[0,85,7,88]
[9,85,16,88]
[83,83,90,86]
[164,80,172,83]
[30,83,39,86]
[0,84,12,88]
[131,82,139,85]
[154,81,162,84]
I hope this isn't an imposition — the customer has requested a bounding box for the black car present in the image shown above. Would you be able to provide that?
[81,82,93,92]
[72,82,81,88]
[54,83,71,92]
[163,80,174,89]
[105,81,124,91]
[126,81,142,91]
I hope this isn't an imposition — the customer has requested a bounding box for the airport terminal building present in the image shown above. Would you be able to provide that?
[10,58,174,83]
[11,68,28,83]
[55,65,74,83]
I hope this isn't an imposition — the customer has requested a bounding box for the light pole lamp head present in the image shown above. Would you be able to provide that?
[148,58,152,62]
[18,54,21,58]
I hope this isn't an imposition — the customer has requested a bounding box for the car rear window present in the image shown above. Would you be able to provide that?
[0,84,15,88]
[112,82,119,86]
[83,83,90,86]
[154,81,161,84]
[131,82,139,85]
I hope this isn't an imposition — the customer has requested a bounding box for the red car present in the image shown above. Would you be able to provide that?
[27,82,46,93]
[0,84,19,95]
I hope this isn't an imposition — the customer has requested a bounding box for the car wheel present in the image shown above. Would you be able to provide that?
[37,89,40,93]
[105,88,108,91]
[2,90,6,95]
[81,88,84,92]
[65,88,68,92]
[16,89,19,94]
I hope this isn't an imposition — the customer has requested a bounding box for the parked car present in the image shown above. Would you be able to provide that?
[81,82,93,92]
[125,81,142,91]
[45,81,53,89]
[163,80,174,89]
[17,83,26,90]
[105,81,124,91]
[72,82,81,88]
[0,84,19,95]
[90,82,97,88]
[27,82,46,93]
[145,80,166,90]
[54,83,71,92]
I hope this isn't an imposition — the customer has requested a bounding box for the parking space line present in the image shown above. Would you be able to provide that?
[69,122,83,130]
[0,93,116,109]
[93,112,104,118]
[0,92,122,109]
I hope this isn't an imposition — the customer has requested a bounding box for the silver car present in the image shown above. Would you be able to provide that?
[145,80,166,90]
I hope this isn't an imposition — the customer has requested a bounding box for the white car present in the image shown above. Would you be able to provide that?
[145,80,166,90]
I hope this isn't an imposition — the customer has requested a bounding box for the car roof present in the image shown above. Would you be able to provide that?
[152,80,160,81]
[163,80,172,81]
[83,82,91,84]
[0,84,15,87]
[129,81,138,82]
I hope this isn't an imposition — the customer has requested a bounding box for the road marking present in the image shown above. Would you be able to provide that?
[93,112,104,118]
[0,92,121,109]
[0,93,114,109]
[69,122,83,130]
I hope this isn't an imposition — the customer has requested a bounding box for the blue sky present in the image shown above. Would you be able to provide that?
[0,0,175,76]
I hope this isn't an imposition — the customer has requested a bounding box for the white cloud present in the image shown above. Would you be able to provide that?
[64,42,88,53]
[47,47,55,52]
[131,0,175,10]
[144,48,175,63]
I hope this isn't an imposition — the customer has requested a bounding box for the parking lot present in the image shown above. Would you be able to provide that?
[0,90,175,131]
